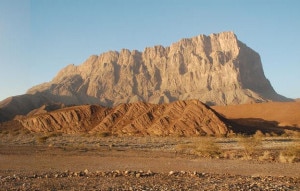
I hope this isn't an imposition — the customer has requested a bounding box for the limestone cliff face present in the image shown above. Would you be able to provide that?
[27,31,286,106]
[18,100,229,136]
[0,31,290,122]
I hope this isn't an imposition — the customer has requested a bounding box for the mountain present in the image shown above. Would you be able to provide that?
[0,31,290,122]
[17,100,229,136]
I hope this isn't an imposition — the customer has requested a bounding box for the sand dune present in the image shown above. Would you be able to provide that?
[213,102,300,133]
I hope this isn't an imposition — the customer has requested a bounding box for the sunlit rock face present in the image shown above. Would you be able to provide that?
[0,31,290,122]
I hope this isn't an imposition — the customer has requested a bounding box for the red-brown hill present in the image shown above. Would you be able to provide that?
[17,100,229,136]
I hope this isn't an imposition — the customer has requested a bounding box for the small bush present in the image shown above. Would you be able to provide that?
[278,144,300,163]
[35,132,62,144]
[281,130,300,137]
[222,150,237,159]
[238,136,262,159]
[279,152,295,163]
[194,139,221,158]
[175,138,221,158]
[253,130,264,139]
[259,151,273,161]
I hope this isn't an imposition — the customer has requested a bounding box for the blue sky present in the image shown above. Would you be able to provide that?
[0,0,299,101]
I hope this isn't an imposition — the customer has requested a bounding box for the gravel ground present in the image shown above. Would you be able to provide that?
[0,136,299,190]
[1,170,299,191]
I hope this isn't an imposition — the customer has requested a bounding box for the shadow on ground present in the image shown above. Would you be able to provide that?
[228,118,300,135]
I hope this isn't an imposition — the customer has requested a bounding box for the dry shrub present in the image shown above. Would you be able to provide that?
[175,142,194,153]
[175,138,221,158]
[238,135,262,159]
[226,132,237,138]
[282,130,300,138]
[278,144,300,163]
[35,132,63,144]
[279,153,295,163]
[289,131,300,138]
[222,150,239,159]
[270,132,279,137]
[259,151,274,161]
[253,130,264,139]
[194,139,221,158]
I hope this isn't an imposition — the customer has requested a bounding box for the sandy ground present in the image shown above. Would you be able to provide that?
[1,101,299,190]
[0,145,299,177]
[213,102,300,129]
[0,135,299,190]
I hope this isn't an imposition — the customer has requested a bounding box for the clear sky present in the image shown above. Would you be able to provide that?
[0,0,299,101]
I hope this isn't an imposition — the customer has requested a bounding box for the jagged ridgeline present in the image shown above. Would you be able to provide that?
[0,31,290,122]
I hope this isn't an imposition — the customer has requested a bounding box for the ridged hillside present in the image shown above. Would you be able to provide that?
[18,100,229,136]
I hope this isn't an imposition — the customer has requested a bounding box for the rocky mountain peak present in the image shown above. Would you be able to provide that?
[0,31,290,122]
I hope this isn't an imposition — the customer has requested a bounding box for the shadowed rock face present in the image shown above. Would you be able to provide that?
[18,100,229,136]
[0,31,290,122]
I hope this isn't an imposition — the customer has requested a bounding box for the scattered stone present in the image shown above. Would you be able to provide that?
[146,170,154,176]
[1,170,299,190]
[84,169,89,175]
[135,173,141,178]
[168,171,174,176]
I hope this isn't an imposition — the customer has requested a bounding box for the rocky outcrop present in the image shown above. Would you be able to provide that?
[0,31,290,122]
[0,93,54,122]
[18,105,109,134]
[18,100,229,136]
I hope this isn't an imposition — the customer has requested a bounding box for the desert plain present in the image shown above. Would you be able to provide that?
[0,102,299,190]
